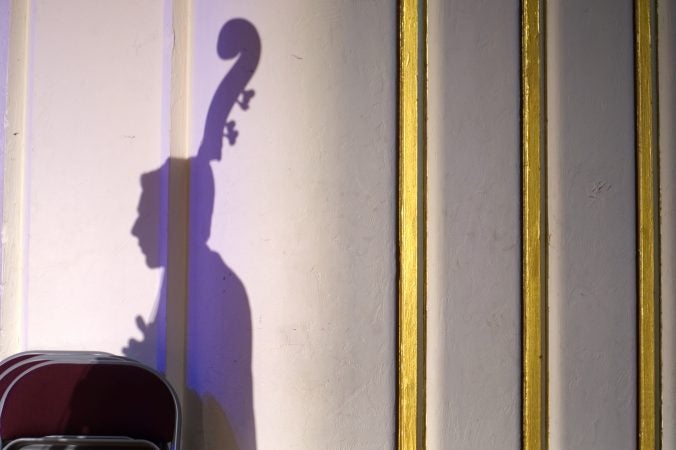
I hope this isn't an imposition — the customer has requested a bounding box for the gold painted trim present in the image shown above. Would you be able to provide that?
[398,0,427,448]
[521,0,547,449]
[635,0,660,448]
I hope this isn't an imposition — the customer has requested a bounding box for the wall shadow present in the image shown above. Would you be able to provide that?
[123,18,261,450]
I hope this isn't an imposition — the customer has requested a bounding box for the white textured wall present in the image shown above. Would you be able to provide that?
[6,0,667,447]
[188,2,396,448]
[660,0,676,446]
[0,0,8,210]
[1,1,396,449]
[24,0,169,352]
[547,0,636,448]
[427,1,521,448]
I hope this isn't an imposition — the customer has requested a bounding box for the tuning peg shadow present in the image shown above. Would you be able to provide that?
[224,121,239,145]
[237,89,256,110]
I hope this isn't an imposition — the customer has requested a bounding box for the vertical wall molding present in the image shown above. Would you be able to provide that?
[521,0,547,448]
[1,0,30,357]
[165,0,192,412]
[398,0,427,448]
[635,0,660,448]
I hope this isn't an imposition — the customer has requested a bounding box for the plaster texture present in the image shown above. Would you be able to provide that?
[189,2,397,448]
[547,0,637,448]
[4,0,665,447]
[1,0,397,448]
[0,0,9,276]
[427,1,521,448]
[0,1,7,284]
[0,0,7,201]
[24,0,168,352]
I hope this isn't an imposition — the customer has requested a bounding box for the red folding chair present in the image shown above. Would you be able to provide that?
[0,357,180,450]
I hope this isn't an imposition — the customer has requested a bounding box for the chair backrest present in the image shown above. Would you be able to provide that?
[0,360,45,405]
[0,351,114,370]
[0,360,179,449]
[0,354,41,379]
[0,353,122,408]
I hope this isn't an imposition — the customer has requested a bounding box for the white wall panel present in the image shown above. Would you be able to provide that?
[427,1,521,448]
[0,0,8,205]
[0,0,8,344]
[24,0,169,352]
[5,1,397,449]
[547,0,636,448]
[185,2,397,448]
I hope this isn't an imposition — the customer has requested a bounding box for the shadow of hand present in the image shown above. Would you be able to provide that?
[122,315,157,367]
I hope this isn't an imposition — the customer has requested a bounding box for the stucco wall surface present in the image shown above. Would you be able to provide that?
[0,0,8,207]
[187,1,397,448]
[547,0,637,448]
[1,1,397,449]
[24,0,169,353]
[427,1,521,448]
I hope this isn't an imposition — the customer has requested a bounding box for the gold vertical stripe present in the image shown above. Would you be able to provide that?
[398,0,426,448]
[636,0,660,448]
[522,0,547,449]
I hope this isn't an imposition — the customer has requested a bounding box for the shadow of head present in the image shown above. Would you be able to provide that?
[130,161,167,269]
[131,158,217,268]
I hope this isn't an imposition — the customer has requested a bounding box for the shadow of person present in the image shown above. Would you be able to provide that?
[185,156,255,450]
[124,18,261,450]
[125,157,255,450]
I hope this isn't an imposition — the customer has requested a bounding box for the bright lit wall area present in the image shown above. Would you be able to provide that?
[23,0,169,357]
[0,1,397,448]
[0,0,8,212]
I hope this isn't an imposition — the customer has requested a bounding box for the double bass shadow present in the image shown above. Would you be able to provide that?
[125,18,261,450]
